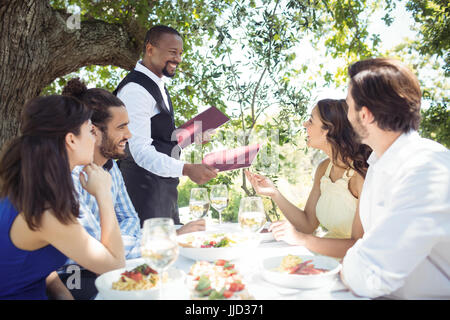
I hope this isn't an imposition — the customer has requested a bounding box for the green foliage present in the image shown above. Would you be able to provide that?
[419,102,450,148]
[177,178,198,208]
[41,66,128,95]
[46,0,236,124]
[405,0,450,76]
[177,177,241,222]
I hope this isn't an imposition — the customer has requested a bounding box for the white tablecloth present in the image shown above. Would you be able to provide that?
[96,223,367,300]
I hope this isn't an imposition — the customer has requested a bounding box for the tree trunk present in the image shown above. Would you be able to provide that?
[0,0,141,148]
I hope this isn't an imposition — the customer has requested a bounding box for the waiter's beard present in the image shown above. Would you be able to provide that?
[162,61,178,78]
[99,131,127,160]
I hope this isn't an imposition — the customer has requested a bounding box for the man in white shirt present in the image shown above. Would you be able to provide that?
[114,25,217,227]
[341,57,450,299]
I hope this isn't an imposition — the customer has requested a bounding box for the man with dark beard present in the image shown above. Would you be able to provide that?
[57,78,205,299]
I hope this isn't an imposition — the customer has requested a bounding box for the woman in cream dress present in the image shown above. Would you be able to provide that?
[246,99,371,259]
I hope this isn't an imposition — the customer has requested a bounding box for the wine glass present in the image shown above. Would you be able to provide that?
[189,188,210,219]
[238,196,266,233]
[140,218,179,299]
[210,184,228,224]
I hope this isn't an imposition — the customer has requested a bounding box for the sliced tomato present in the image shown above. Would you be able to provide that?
[146,266,158,275]
[229,282,245,292]
[223,290,234,299]
[215,259,227,266]
[122,271,143,282]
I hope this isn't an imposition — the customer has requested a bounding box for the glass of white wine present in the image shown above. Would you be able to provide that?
[189,188,210,219]
[140,218,179,299]
[238,196,266,233]
[210,184,228,224]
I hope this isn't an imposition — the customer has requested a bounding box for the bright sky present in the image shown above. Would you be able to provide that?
[304,0,418,112]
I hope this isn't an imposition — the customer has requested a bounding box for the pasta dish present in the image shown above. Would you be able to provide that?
[112,264,159,291]
[276,255,329,275]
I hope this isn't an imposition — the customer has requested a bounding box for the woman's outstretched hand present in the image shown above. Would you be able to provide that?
[269,220,307,246]
[244,170,279,198]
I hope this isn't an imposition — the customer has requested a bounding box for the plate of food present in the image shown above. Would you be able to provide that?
[261,254,341,289]
[95,258,185,300]
[187,260,253,300]
[177,231,261,261]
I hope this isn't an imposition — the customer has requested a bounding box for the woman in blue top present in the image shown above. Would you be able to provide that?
[0,95,125,299]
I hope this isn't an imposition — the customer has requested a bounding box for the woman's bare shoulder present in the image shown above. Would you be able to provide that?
[39,209,78,234]
[350,171,365,198]
[315,158,331,177]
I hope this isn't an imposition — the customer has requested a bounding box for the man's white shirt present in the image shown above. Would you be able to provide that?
[342,131,450,299]
[116,61,184,178]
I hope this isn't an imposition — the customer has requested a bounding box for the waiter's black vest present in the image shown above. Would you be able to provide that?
[113,69,181,226]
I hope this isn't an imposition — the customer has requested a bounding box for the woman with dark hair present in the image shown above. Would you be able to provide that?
[245,99,371,259]
[0,95,125,299]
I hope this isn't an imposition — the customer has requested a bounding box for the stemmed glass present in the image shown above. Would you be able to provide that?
[189,188,210,219]
[238,196,266,233]
[210,184,228,224]
[140,218,179,299]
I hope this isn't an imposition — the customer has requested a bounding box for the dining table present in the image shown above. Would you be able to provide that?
[95,222,368,300]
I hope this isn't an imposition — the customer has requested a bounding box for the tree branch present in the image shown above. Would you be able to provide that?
[249,66,268,130]
[41,6,143,86]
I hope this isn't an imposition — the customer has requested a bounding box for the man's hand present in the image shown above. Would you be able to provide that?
[176,219,206,235]
[183,163,218,185]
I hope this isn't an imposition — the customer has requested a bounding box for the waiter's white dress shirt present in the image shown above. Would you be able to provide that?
[116,61,184,178]
[342,131,450,299]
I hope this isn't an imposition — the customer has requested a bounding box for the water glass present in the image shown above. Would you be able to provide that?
[238,196,266,233]
[210,184,228,224]
[141,218,179,299]
[189,188,210,219]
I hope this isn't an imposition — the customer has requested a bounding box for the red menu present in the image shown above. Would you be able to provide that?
[175,106,230,149]
[202,144,261,172]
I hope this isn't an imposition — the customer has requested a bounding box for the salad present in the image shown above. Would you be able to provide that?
[188,260,253,300]
[179,232,252,249]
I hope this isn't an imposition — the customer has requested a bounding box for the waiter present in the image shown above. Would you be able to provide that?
[114,25,217,226]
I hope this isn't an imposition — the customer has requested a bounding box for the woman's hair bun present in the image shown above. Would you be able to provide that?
[61,77,88,98]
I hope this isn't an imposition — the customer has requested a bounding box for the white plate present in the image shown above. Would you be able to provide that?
[178,231,261,261]
[259,231,274,242]
[261,255,341,289]
[259,222,275,242]
[95,258,185,300]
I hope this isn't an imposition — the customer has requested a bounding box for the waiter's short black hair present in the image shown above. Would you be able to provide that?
[143,25,182,54]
